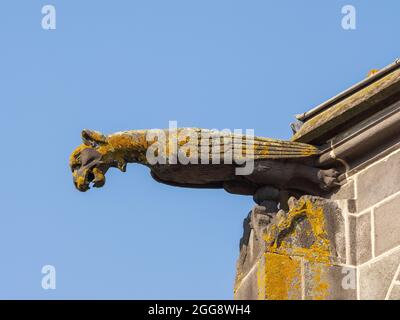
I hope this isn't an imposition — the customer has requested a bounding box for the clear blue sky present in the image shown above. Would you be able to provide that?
[0,0,399,299]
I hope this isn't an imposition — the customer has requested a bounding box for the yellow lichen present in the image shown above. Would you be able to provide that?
[71,128,320,174]
[293,68,400,143]
[258,199,333,300]
[261,253,302,300]
[367,69,379,77]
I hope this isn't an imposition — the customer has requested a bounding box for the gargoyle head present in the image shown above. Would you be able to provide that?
[69,129,113,192]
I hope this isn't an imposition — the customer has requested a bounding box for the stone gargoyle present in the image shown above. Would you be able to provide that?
[69,128,339,204]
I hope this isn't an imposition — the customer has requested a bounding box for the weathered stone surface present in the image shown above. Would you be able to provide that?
[374,194,400,255]
[388,284,400,300]
[304,262,357,300]
[235,206,273,284]
[264,196,346,264]
[234,264,258,300]
[349,213,372,265]
[235,196,350,300]
[263,196,347,299]
[292,68,400,144]
[329,180,355,201]
[356,150,400,211]
[359,249,400,300]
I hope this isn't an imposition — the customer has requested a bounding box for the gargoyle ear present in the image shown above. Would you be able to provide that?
[81,129,107,147]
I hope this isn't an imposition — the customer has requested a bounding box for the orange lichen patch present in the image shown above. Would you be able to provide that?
[105,132,148,153]
[94,131,150,165]
[74,173,86,188]
[87,130,106,143]
[367,69,380,77]
[69,144,91,168]
[259,199,333,300]
[293,68,400,143]
[264,199,331,263]
[306,263,330,300]
[258,253,302,300]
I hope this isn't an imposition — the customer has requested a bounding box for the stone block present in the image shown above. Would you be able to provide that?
[356,150,400,211]
[374,194,400,255]
[329,180,355,200]
[235,207,272,284]
[348,213,372,265]
[359,248,400,300]
[388,284,400,300]
[264,196,347,264]
[303,262,357,300]
[235,196,349,300]
[234,263,258,300]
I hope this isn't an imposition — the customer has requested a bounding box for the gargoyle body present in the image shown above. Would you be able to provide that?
[69,128,339,204]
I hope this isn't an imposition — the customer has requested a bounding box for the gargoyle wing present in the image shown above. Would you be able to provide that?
[175,128,319,163]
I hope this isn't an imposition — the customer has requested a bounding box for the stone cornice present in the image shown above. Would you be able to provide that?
[292,66,400,145]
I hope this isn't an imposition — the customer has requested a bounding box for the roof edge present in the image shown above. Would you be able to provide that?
[296,58,400,122]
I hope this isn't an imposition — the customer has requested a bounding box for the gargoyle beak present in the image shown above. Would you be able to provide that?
[73,168,93,192]
[73,167,106,192]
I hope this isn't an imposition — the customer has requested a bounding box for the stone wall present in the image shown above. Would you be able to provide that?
[234,196,357,300]
[344,148,400,299]
[234,144,400,301]
[234,61,400,300]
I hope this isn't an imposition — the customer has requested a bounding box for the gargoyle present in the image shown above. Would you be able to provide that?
[69,128,339,204]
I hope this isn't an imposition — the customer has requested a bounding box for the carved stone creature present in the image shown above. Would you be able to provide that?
[69,128,339,204]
